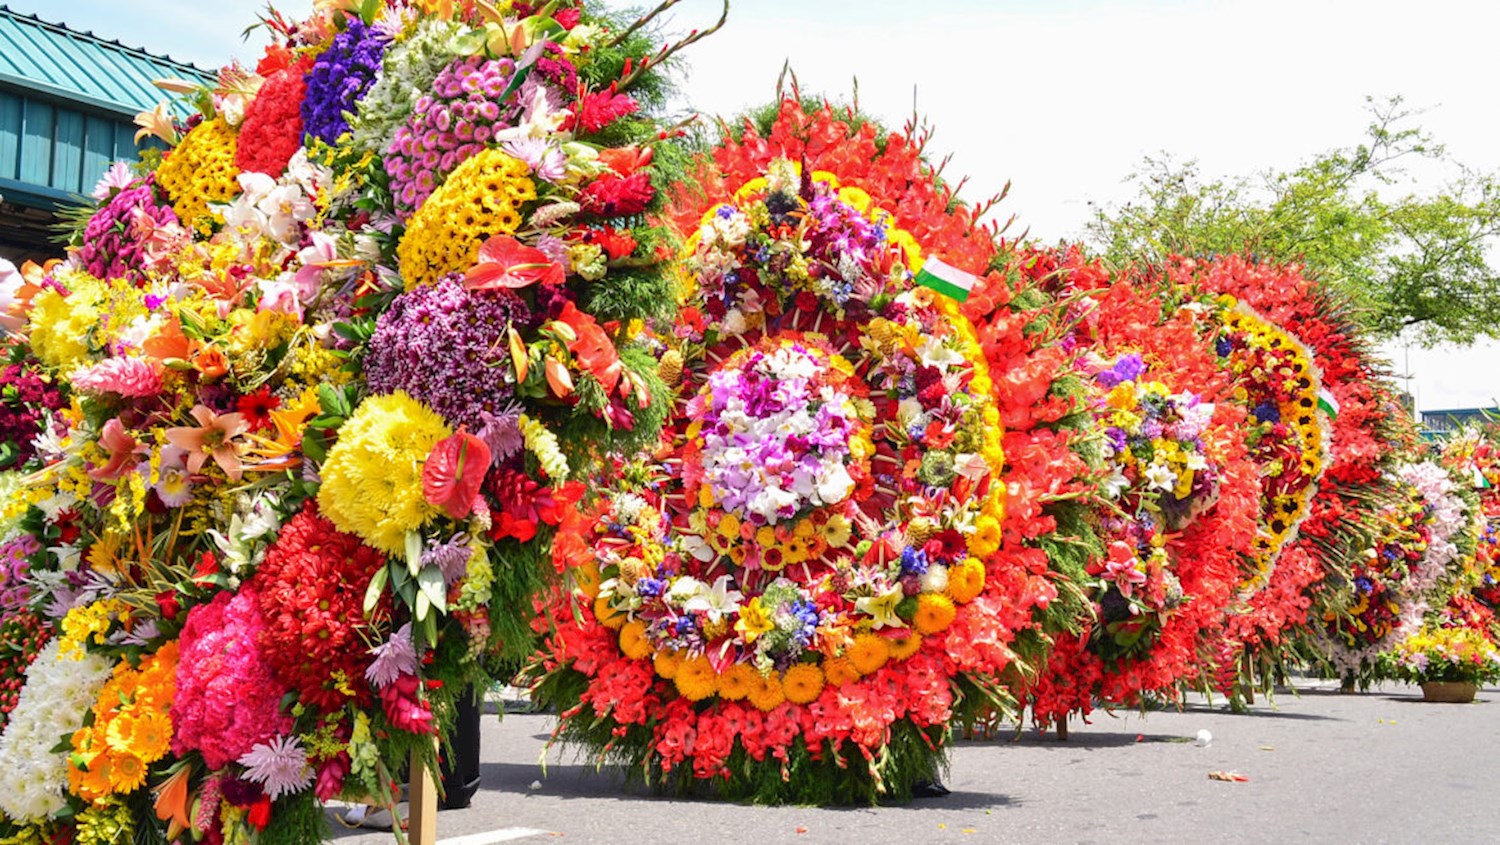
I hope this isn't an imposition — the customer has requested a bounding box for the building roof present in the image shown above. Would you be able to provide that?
[0,4,213,118]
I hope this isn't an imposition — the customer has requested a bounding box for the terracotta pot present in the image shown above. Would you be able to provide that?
[1420,681,1478,703]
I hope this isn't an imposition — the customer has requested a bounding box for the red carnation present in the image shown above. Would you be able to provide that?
[236,66,308,178]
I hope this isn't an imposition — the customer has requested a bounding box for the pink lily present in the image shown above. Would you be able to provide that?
[88,419,146,481]
[164,404,250,481]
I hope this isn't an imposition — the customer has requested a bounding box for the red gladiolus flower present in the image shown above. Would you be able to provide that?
[580,172,654,218]
[247,798,272,831]
[558,302,621,395]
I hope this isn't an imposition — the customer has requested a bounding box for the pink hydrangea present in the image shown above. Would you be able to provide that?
[172,589,293,769]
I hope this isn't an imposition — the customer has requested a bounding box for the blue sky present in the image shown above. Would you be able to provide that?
[9,0,1500,409]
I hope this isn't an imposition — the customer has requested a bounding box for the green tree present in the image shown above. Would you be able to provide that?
[1087,97,1500,345]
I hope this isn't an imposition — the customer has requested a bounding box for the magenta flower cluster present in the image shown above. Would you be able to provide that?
[171,589,294,770]
[364,275,532,429]
[301,18,390,145]
[75,177,180,283]
[384,55,523,216]
[0,360,65,469]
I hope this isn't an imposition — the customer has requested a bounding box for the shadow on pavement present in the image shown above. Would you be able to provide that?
[1175,703,1345,722]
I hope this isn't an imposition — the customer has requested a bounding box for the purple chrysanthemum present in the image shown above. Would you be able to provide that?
[364,276,531,429]
[302,18,390,145]
[365,622,418,690]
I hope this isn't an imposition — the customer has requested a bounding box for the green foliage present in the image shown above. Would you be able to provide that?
[257,790,328,845]
[1088,96,1500,345]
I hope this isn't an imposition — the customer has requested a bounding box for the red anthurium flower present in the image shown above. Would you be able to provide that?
[557,302,621,395]
[422,429,492,520]
[466,235,564,290]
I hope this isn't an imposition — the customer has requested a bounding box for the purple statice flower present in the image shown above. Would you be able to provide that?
[366,622,419,690]
[899,545,930,577]
[238,735,312,801]
[75,176,180,284]
[302,18,391,144]
[1097,353,1146,388]
[365,276,532,429]
[635,576,667,598]
[1215,336,1234,357]
[0,534,39,614]
[385,55,522,217]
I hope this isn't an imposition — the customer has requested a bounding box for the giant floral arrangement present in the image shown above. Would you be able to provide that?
[0,0,720,840]
[530,101,1046,803]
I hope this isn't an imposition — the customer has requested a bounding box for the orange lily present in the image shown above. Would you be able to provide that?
[557,302,622,395]
[153,765,193,839]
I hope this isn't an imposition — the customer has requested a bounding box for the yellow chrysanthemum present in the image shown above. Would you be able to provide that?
[887,632,924,661]
[913,593,957,635]
[946,557,987,604]
[822,656,860,687]
[618,620,653,661]
[652,648,685,680]
[155,117,240,233]
[398,149,536,288]
[28,272,107,372]
[717,662,756,700]
[316,391,451,555]
[847,633,890,676]
[673,656,719,701]
[746,671,786,712]
[967,515,1002,558]
[781,664,825,705]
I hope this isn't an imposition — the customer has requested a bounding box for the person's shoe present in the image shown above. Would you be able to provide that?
[337,803,409,830]
[911,780,951,798]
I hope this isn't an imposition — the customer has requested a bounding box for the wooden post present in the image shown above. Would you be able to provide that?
[408,745,438,845]
[1055,715,1069,741]
[1241,651,1256,706]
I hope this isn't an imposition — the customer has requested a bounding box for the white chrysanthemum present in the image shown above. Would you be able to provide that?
[0,640,112,822]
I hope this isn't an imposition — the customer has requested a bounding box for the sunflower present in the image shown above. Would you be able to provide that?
[782,664,825,704]
[887,632,924,661]
[674,656,719,701]
[618,621,654,660]
[746,671,787,712]
[913,594,956,635]
[946,558,987,604]
[718,663,756,700]
[822,656,860,687]
[653,649,685,680]
[847,633,890,676]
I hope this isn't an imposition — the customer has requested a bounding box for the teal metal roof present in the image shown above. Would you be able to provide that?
[0,5,215,210]
[0,5,213,118]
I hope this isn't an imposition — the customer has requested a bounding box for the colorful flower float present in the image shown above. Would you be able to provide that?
[531,101,1040,803]
[0,0,719,840]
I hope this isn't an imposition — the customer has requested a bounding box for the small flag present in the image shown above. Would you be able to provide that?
[914,256,978,303]
[1474,466,1492,490]
[1317,388,1340,420]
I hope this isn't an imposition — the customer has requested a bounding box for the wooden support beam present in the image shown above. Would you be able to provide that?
[409,745,439,845]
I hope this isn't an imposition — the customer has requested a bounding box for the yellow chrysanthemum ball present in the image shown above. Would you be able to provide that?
[781,664,825,705]
[822,656,859,687]
[398,149,536,288]
[593,594,627,630]
[746,671,786,712]
[653,649,684,680]
[28,272,106,371]
[316,391,452,555]
[156,117,241,234]
[847,633,890,676]
[966,514,1003,558]
[913,594,957,635]
[888,632,924,661]
[946,557,987,605]
[673,656,719,702]
[717,663,756,700]
[618,621,653,661]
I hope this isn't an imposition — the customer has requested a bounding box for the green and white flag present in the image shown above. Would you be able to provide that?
[1474,465,1493,490]
[1317,388,1340,420]
[914,256,978,303]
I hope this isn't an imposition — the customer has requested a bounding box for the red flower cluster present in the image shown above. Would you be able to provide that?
[236,63,311,178]
[250,505,390,713]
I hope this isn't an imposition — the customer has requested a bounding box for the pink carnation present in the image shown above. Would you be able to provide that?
[70,356,162,398]
[172,589,293,769]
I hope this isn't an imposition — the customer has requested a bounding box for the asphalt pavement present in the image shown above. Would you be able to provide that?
[328,680,1498,844]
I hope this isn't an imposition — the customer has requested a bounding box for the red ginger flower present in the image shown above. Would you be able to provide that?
[250,505,390,714]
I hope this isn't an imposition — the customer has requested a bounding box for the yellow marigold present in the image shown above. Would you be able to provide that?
[967,514,1002,558]
[28,272,106,372]
[888,632,924,661]
[781,664,825,704]
[717,663,756,700]
[914,593,957,635]
[673,656,719,701]
[156,117,240,234]
[618,620,653,660]
[398,150,536,288]
[847,633,890,676]
[316,391,451,555]
[572,561,602,600]
[652,648,684,680]
[822,656,859,687]
[746,671,786,712]
[946,557,987,604]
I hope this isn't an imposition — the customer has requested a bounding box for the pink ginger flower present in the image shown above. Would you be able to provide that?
[70,356,162,398]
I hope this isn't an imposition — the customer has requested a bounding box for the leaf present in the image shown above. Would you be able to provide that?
[364,563,390,615]
[418,565,448,615]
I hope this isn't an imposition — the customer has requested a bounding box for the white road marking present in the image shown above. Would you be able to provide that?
[436,828,551,845]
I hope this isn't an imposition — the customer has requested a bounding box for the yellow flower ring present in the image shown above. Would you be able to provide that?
[541,160,1009,800]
